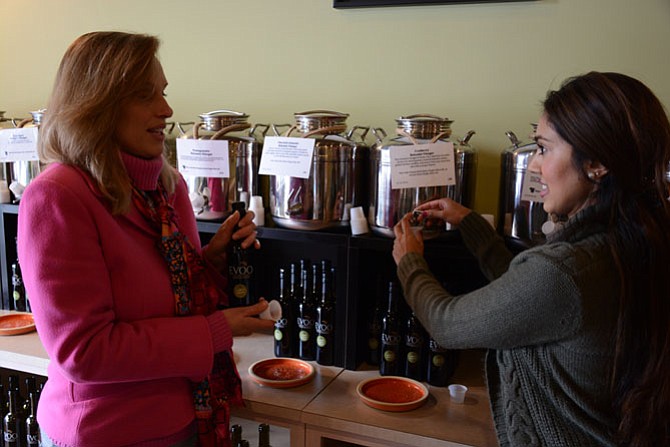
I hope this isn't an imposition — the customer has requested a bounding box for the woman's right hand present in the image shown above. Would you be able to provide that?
[222,299,275,337]
[415,198,472,227]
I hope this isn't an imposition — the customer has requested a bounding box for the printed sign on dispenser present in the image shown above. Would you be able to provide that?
[176,139,230,178]
[258,136,315,179]
[521,172,545,202]
[0,127,39,162]
[390,141,455,189]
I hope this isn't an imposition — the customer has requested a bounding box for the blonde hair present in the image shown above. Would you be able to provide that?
[39,31,178,214]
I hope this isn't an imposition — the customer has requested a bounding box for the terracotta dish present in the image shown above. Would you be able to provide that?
[0,313,36,336]
[248,358,315,388]
[356,376,429,412]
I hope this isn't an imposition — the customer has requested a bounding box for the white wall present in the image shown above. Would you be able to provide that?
[1,0,668,214]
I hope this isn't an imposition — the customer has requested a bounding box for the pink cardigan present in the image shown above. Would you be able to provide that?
[17,158,232,446]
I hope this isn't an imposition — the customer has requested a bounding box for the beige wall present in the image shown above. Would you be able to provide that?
[1,0,668,215]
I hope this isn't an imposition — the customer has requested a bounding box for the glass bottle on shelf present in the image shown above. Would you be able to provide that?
[274,267,294,358]
[1,381,6,447]
[380,281,402,376]
[427,337,458,387]
[366,285,384,366]
[297,265,316,361]
[228,201,254,307]
[258,423,271,447]
[3,381,24,447]
[11,253,27,313]
[403,312,427,381]
[25,385,39,447]
[230,424,242,446]
[316,265,335,366]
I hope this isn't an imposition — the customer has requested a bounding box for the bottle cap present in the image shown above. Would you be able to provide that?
[232,201,246,218]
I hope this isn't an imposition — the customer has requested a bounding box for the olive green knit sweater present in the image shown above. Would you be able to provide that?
[397,209,618,446]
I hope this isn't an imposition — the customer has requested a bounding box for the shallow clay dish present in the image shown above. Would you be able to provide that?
[0,313,36,336]
[356,376,429,412]
[248,358,315,388]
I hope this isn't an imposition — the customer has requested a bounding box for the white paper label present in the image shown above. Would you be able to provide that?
[175,138,230,178]
[258,136,315,179]
[0,127,39,162]
[390,141,455,189]
[520,171,544,202]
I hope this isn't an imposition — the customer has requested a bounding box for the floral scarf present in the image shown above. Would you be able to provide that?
[131,183,243,447]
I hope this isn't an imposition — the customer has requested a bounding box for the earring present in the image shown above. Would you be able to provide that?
[587,171,596,180]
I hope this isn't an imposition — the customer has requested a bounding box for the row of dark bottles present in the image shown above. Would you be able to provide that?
[231,422,272,447]
[367,281,459,386]
[273,258,336,366]
[1,375,42,447]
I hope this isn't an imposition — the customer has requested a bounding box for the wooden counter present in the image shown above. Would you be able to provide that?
[0,310,497,447]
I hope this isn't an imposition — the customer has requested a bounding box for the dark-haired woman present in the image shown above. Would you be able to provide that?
[393,72,670,446]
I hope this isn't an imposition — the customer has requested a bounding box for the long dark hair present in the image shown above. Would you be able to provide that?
[543,72,670,446]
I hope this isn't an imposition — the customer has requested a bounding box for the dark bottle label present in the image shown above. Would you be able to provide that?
[427,339,458,387]
[404,332,426,381]
[380,332,402,376]
[274,315,293,358]
[315,312,334,366]
[297,313,315,360]
[228,256,253,307]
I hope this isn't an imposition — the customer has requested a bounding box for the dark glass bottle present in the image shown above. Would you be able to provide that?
[6,377,23,421]
[258,423,271,447]
[25,388,39,447]
[21,378,36,418]
[403,313,427,381]
[316,266,335,366]
[230,424,242,446]
[11,262,26,313]
[366,289,384,366]
[297,267,316,361]
[426,338,458,387]
[274,268,294,358]
[379,282,402,376]
[228,201,254,307]
[1,382,6,447]
[3,383,24,447]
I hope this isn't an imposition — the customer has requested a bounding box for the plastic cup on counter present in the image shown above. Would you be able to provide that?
[448,384,468,404]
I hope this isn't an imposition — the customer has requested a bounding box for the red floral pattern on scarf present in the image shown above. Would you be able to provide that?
[132,184,243,447]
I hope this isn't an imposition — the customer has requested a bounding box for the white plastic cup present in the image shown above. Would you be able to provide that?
[448,384,468,404]
[259,300,282,321]
[249,195,265,227]
[0,181,10,204]
[481,214,495,229]
[350,206,369,235]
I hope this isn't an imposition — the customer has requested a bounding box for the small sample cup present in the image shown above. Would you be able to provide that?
[259,300,282,321]
[448,384,468,404]
[350,206,369,235]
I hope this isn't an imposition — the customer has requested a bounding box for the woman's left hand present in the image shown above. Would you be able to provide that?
[392,213,424,265]
[203,209,260,270]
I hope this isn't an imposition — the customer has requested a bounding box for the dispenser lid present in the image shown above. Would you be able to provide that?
[395,114,453,139]
[294,110,348,134]
[198,109,249,131]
